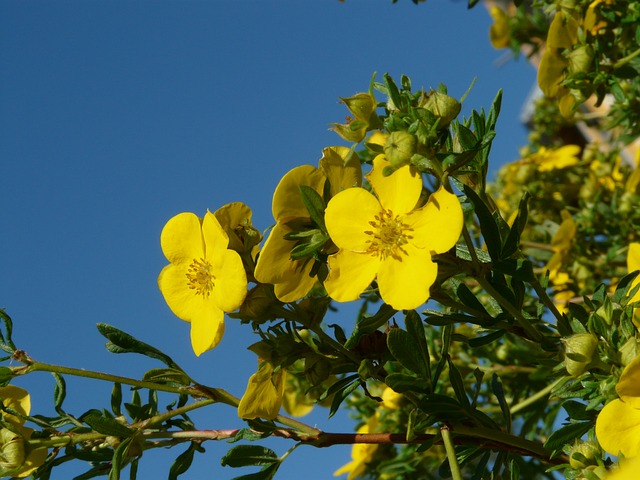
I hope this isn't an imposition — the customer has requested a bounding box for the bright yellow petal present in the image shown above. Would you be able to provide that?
[158,263,214,321]
[320,146,362,196]
[367,155,421,215]
[596,399,640,457]
[15,446,48,478]
[325,188,381,252]
[254,224,317,302]
[617,355,640,408]
[190,305,225,356]
[0,386,31,423]
[408,187,462,254]
[202,211,230,260]
[237,362,285,420]
[160,212,204,265]
[628,243,640,273]
[377,245,437,310]
[606,456,640,480]
[282,389,314,417]
[325,250,380,303]
[272,165,326,222]
[211,249,247,312]
[489,6,510,49]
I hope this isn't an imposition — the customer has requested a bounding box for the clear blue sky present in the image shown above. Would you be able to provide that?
[0,1,536,478]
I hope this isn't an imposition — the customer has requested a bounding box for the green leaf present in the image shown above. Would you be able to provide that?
[463,185,502,261]
[544,421,593,452]
[387,327,428,382]
[446,356,470,410]
[493,259,535,282]
[53,372,66,414]
[487,89,502,130]
[298,185,327,232]
[385,372,428,394]
[491,373,511,433]
[142,368,191,386]
[109,437,134,480]
[344,303,395,349]
[168,443,200,480]
[384,73,403,110]
[228,428,272,443]
[614,270,640,305]
[231,462,280,480]
[111,383,123,417]
[501,191,529,259]
[468,329,505,348]
[328,377,361,418]
[221,445,278,468]
[0,309,17,354]
[83,413,135,438]
[97,323,181,371]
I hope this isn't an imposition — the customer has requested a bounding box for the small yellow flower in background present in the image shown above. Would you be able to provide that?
[596,355,640,457]
[627,243,640,327]
[527,145,581,172]
[538,11,579,98]
[324,155,463,310]
[489,6,510,49]
[381,387,402,410]
[334,413,380,479]
[546,210,576,274]
[0,386,47,478]
[238,360,285,420]
[255,147,361,303]
[158,211,247,356]
[282,380,314,418]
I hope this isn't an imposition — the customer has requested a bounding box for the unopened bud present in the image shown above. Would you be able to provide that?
[0,428,26,477]
[563,333,598,377]
[568,440,600,469]
[420,90,461,127]
[384,131,416,168]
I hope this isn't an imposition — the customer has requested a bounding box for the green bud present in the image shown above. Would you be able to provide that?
[568,440,600,469]
[330,120,367,143]
[304,354,331,386]
[0,428,26,477]
[238,284,280,324]
[419,90,461,127]
[340,93,376,122]
[618,337,640,367]
[384,131,416,168]
[567,45,594,75]
[563,333,598,377]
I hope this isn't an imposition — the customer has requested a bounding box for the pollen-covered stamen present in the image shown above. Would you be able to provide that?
[186,257,215,297]
[364,209,414,260]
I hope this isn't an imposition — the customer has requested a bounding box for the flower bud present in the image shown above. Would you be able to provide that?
[304,354,331,386]
[568,440,600,469]
[567,45,594,75]
[384,131,416,168]
[618,337,640,367]
[563,333,598,377]
[0,428,26,477]
[340,93,376,123]
[419,90,461,127]
[238,284,280,324]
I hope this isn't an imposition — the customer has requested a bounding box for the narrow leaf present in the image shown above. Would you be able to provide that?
[221,445,278,468]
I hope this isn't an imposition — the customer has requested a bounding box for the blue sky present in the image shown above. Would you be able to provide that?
[0,1,537,478]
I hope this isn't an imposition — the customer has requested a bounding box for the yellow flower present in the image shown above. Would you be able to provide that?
[158,211,247,356]
[381,387,402,410]
[334,413,379,479]
[627,243,640,326]
[238,360,286,420]
[0,386,47,478]
[324,155,462,310]
[255,147,361,302]
[596,355,640,457]
[213,202,261,260]
[605,455,640,480]
[527,145,581,172]
[489,6,510,49]
[282,380,314,418]
[538,11,579,98]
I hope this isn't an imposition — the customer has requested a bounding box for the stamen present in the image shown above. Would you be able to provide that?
[365,209,413,260]
[186,258,215,297]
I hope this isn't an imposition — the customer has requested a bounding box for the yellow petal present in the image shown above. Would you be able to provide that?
[254,223,317,302]
[319,146,362,196]
[15,446,48,478]
[606,456,640,480]
[160,212,204,265]
[367,155,421,215]
[538,50,567,97]
[408,187,462,254]
[238,362,285,420]
[377,245,437,310]
[489,6,510,49]
[547,11,579,49]
[617,355,640,408]
[211,249,247,313]
[272,165,326,222]
[325,250,380,303]
[325,188,381,252]
[0,386,31,423]
[282,388,314,417]
[596,399,640,457]
[190,304,225,356]
[628,243,640,273]
[158,263,214,321]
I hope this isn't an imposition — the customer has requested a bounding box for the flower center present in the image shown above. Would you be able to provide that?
[365,209,413,260]
[186,258,215,297]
